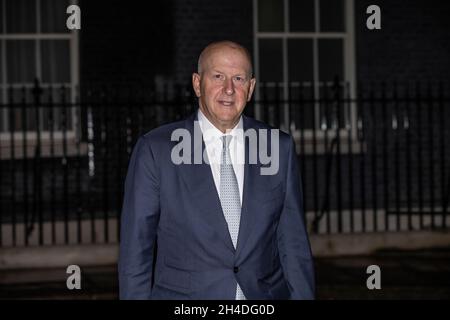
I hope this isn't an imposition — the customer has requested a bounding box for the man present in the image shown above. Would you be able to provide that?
[119,41,315,300]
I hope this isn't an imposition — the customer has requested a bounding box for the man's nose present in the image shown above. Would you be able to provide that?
[223,78,235,95]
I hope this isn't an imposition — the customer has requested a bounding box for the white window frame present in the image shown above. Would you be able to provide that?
[0,0,81,158]
[253,0,358,148]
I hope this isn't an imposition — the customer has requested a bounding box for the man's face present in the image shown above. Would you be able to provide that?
[192,46,256,132]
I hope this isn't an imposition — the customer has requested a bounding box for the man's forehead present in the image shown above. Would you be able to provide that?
[197,41,253,75]
[204,45,249,63]
[201,48,252,74]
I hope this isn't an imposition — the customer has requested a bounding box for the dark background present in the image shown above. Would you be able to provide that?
[0,0,450,300]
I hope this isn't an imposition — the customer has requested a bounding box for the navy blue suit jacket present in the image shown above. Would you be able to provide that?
[118,112,315,299]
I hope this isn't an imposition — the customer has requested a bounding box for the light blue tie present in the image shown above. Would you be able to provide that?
[220,135,246,300]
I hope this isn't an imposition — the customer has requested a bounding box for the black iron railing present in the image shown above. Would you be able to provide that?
[0,79,449,246]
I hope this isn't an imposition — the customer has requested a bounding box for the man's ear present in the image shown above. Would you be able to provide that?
[192,73,202,98]
[247,77,256,101]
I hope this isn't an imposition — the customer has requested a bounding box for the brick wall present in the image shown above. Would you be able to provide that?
[79,0,174,86]
[78,0,450,87]
[355,0,450,84]
[171,0,254,84]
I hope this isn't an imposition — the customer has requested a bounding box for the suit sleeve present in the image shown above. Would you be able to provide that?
[277,137,316,300]
[118,136,160,299]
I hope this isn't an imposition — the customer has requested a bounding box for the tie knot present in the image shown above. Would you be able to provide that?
[221,135,233,151]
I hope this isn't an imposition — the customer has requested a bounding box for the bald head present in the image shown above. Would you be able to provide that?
[197,41,253,77]
[192,40,256,133]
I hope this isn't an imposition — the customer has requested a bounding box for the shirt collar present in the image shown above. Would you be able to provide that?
[197,108,243,143]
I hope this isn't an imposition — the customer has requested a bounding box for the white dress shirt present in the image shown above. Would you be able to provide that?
[197,109,245,205]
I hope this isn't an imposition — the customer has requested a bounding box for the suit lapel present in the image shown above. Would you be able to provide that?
[176,113,267,256]
[235,115,262,258]
[177,113,235,253]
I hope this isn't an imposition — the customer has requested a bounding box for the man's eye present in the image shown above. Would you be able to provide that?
[214,74,223,80]
[234,76,245,82]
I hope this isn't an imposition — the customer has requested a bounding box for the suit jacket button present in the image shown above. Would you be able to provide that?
[233,266,239,273]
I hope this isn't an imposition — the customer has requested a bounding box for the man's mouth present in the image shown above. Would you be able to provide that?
[218,100,234,106]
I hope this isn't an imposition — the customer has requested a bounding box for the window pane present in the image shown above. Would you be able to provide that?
[7,40,36,83]
[0,90,4,132]
[258,39,283,82]
[289,0,315,32]
[288,39,314,130]
[320,0,345,32]
[9,88,36,131]
[5,87,72,132]
[6,0,36,33]
[318,39,343,82]
[258,83,284,128]
[289,84,315,130]
[288,39,313,83]
[41,0,71,33]
[41,40,71,83]
[0,1,3,33]
[319,83,346,129]
[41,86,73,131]
[258,0,284,32]
[0,40,3,84]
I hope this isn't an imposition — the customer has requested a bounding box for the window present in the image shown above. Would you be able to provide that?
[0,0,80,157]
[0,0,79,133]
[253,0,356,141]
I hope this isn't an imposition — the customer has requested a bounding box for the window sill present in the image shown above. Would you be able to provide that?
[292,130,367,155]
[0,137,88,160]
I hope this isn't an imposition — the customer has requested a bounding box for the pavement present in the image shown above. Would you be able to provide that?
[1,248,450,300]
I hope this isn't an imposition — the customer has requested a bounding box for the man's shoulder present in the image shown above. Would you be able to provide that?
[139,116,190,146]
